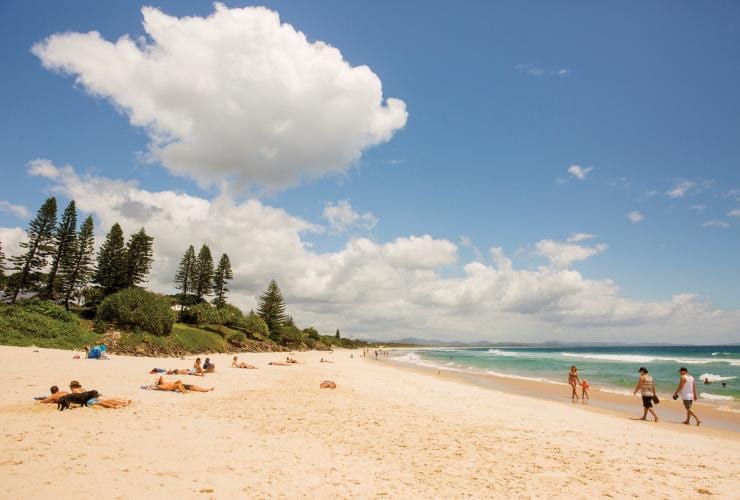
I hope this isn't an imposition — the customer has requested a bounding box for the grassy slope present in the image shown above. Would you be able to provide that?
[0,303,97,349]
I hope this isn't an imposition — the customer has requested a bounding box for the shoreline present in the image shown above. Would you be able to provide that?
[381,353,740,436]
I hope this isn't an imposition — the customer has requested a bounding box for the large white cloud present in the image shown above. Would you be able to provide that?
[18,160,740,344]
[32,4,407,190]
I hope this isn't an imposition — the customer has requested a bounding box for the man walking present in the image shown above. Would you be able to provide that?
[673,367,701,426]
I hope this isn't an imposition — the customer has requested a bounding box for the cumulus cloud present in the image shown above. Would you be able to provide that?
[627,211,644,223]
[690,204,706,212]
[24,160,740,343]
[0,201,31,219]
[702,220,730,229]
[567,165,593,181]
[728,209,740,218]
[322,200,377,234]
[535,239,607,269]
[665,180,696,198]
[0,226,26,258]
[32,4,407,190]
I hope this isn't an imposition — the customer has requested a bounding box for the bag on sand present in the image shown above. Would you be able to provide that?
[652,395,660,404]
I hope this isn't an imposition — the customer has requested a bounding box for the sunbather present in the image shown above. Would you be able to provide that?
[37,385,69,403]
[231,356,257,369]
[269,361,292,366]
[203,357,216,373]
[155,376,213,393]
[193,358,204,375]
[69,380,131,408]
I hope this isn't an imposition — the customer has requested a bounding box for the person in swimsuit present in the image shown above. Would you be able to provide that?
[37,385,69,404]
[154,376,213,393]
[568,366,580,401]
[231,356,256,369]
[580,379,590,401]
[69,381,131,408]
[633,367,659,422]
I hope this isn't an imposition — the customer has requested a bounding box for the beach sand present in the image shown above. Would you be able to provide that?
[1,345,739,499]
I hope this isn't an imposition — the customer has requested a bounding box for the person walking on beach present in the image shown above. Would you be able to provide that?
[568,366,580,401]
[673,367,701,426]
[633,367,659,422]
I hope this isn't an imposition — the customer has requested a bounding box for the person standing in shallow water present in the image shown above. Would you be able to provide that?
[633,367,659,422]
[568,366,580,401]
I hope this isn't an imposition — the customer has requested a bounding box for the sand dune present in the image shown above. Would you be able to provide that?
[1,345,738,499]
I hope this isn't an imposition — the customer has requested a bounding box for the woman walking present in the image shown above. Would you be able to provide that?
[633,367,659,422]
[568,366,580,401]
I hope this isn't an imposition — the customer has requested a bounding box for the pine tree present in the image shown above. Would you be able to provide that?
[0,241,6,289]
[193,244,214,302]
[93,223,127,296]
[42,200,77,299]
[124,228,154,288]
[174,245,197,316]
[60,215,95,310]
[10,197,57,302]
[335,329,341,340]
[211,253,233,308]
[257,279,287,342]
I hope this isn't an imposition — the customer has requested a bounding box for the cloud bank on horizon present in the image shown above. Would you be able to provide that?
[6,159,735,344]
[32,3,408,191]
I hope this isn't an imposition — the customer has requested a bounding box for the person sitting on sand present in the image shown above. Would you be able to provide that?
[269,361,292,366]
[193,358,204,375]
[37,385,69,404]
[69,380,131,409]
[203,358,215,373]
[286,356,299,364]
[155,376,213,393]
[320,358,334,363]
[568,366,580,401]
[581,379,590,401]
[231,356,256,369]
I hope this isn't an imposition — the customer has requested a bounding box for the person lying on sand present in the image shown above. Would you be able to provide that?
[149,368,204,376]
[269,361,292,366]
[320,381,337,389]
[36,385,68,403]
[69,380,131,408]
[320,358,334,363]
[231,356,257,369]
[155,376,214,393]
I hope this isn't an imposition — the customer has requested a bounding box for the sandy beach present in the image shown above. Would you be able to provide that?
[1,345,739,499]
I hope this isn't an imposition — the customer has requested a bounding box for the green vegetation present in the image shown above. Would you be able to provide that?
[0,300,96,349]
[96,288,175,335]
[0,197,373,355]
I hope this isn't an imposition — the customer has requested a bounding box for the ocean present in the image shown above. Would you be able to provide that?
[391,345,740,411]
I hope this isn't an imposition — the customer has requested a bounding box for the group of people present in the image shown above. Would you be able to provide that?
[149,357,216,377]
[37,380,131,409]
[568,365,702,426]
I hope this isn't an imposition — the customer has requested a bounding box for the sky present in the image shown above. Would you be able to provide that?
[1,1,739,343]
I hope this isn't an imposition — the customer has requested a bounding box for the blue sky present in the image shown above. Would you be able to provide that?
[1,1,738,342]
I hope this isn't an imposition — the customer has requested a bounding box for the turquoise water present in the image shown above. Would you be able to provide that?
[393,346,740,408]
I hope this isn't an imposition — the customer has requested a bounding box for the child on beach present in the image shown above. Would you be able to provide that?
[581,379,590,401]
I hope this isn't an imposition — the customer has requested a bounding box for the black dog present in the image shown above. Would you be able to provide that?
[57,390,99,411]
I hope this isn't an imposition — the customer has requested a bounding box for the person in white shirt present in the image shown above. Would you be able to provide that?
[673,367,701,426]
